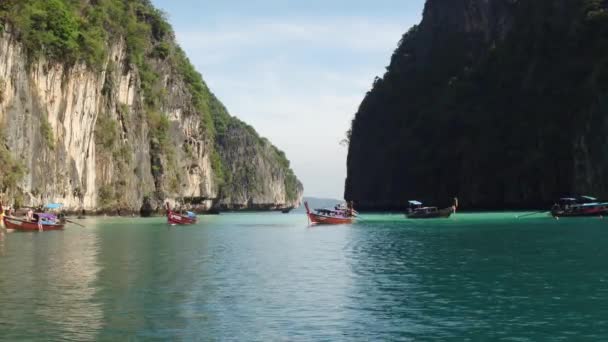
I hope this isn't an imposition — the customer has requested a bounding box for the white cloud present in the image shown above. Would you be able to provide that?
[177,17,406,57]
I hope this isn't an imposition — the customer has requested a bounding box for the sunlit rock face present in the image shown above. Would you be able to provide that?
[0,26,302,213]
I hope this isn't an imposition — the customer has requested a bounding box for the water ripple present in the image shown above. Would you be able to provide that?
[0,214,608,340]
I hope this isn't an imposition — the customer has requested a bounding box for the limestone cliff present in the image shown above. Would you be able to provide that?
[346,0,608,210]
[215,119,303,210]
[0,1,302,213]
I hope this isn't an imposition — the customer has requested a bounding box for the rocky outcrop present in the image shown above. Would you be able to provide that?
[0,6,302,213]
[346,0,608,210]
[215,120,303,210]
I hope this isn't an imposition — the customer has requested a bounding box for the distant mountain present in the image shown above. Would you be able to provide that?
[292,197,343,212]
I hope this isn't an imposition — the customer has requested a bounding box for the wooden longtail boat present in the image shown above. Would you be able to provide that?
[304,202,355,225]
[551,196,608,218]
[406,206,454,219]
[3,215,64,231]
[166,203,198,225]
[405,198,457,219]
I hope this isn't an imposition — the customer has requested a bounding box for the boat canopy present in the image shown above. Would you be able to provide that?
[45,203,63,209]
[560,198,577,202]
[408,200,422,206]
[317,209,333,214]
[36,213,58,220]
[581,202,608,207]
[580,196,598,201]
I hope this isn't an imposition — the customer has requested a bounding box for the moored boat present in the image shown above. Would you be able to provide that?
[304,201,355,225]
[406,206,454,219]
[550,196,608,218]
[166,203,198,225]
[3,215,65,231]
[405,199,457,219]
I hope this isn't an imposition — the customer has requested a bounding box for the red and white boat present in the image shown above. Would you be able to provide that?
[304,202,355,225]
[3,214,65,231]
[166,203,198,225]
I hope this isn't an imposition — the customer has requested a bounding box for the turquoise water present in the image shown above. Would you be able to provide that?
[0,212,607,340]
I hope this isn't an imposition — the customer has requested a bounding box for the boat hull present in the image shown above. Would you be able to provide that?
[307,213,354,225]
[3,217,64,231]
[551,208,608,218]
[304,201,355,225]
[406,207,454,219]
[167,211,197,225]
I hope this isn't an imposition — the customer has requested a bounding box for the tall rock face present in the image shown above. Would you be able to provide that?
[0,0,302,212]
[215,120,303,210]
[346,0,608,210]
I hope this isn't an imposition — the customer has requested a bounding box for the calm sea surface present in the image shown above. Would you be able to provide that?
[0,212,607,341]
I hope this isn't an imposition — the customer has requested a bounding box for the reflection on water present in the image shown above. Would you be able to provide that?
[347,214,608,340]
[0,213,607,340]
[91,218,218,340]
[0,222,102,341]
[0,229,5,256]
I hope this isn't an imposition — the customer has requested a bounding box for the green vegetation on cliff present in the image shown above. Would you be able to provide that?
[0,0,168,67]
[272,146,300,203]
[0,128,25,197]
[94,111,134,210]
[347,0,608,209]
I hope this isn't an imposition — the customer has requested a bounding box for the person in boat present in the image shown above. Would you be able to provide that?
[26,208,34,222]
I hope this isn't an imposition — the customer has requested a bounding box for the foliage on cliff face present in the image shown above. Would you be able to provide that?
[347,0,608,209]
[0,129,25,196]
[40,115,55,150]
[0,0,168,67]
[272,146,300,203]
[94,111,134,209]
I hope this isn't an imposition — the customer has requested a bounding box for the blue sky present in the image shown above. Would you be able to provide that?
[152,0,425,198]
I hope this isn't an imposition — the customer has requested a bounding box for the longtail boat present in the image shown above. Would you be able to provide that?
[550,196,608,218]
[405,198,457,219]
[166,203,198,225]
[304,201,355,225]
[3,214,65,231]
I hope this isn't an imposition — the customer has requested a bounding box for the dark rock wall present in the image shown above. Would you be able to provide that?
[346,0,608,210]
